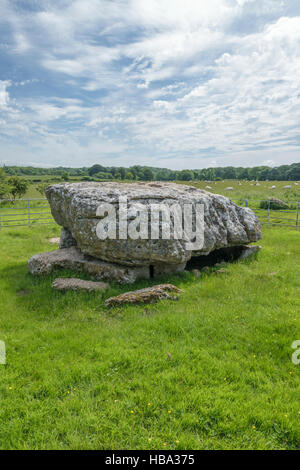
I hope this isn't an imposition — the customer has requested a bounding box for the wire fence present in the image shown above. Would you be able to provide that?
[243,198,300,229]
[0,198,299,229]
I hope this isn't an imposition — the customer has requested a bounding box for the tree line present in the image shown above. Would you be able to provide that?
[1,162,300,190]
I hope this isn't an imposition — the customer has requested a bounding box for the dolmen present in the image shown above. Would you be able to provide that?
[28,182,261,283]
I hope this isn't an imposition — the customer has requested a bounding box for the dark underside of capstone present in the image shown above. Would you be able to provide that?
[185,245,261,270]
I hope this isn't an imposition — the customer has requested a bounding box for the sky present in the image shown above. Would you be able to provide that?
[0,0,300,170]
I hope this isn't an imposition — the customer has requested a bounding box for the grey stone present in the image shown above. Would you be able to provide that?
[52,278,109,292]
[105,284,181,306]
[28,247,150,284]
[45,182,261,269]
[261,198,289,210]
[237,245,261,260]
[59,227,77,249]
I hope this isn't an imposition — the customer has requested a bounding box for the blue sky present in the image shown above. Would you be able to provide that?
[0,0,300,169]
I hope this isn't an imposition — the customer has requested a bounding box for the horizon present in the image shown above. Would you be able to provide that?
[1,1,300,169]
[2,161,300,172]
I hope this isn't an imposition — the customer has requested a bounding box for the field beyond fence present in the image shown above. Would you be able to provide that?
[0,197,299,230]
[0,199,53,228]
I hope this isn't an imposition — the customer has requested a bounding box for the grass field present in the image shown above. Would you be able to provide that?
[0,222,299,449]
[21,178,300,202]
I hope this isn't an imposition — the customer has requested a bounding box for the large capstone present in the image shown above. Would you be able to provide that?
[28,182,261,283]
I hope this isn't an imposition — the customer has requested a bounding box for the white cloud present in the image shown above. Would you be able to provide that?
[0,80,10,107]
[0,1,300,168]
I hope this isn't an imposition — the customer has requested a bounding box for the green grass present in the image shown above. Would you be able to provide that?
[20,178,300,201]
[187,179,300,205]
[0,224,300,449]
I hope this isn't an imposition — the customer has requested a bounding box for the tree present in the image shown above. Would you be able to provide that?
[0,168,9,199]
[0,168,6,182]
[287,164,300,181]
[61,171,69,181]
[36,183,49,196]
[88,164,105,176]
[7,177,29,200]
[178,170,194,181]
[126,171,134,180]
[119,168,126,180]
[142,168,154,181]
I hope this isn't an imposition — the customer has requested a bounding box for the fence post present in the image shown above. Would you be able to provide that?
[245,198,248,208]
[296,201,299,231]
[27,199,30,227]
[267,199,270,225]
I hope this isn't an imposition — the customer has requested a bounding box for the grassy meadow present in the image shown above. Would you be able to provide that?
[21,178,300,203]
[0,181,299,450]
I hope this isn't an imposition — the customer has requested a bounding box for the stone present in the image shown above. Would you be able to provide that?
[225,187,234,191]
[237,245,261,260]
[52,278,109,292]
[48,237,60,244]
[105,284,181,306]
[191,269,201,278]
[28,247,150,284]
[260,198,289,210]
[59,227,77,249]
[284,185,292,189]
[45,182,261,270]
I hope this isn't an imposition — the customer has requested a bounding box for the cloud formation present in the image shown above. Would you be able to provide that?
[0,0,300,168]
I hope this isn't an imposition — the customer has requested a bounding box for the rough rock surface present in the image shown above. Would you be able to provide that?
[52,277,109,292]
[59,227,77,249]
[28,247,150,283]
[237,245,261,260]
[267,198,289,210]
[105,284,181,306]
[45,182,261,270]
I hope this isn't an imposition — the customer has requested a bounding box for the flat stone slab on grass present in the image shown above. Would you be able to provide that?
[28,247,149,284]
[105,284,181,307]
[52,278,109,292]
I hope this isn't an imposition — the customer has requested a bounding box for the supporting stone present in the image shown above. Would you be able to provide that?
[59,227,77,249]
[28,247,185,284]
